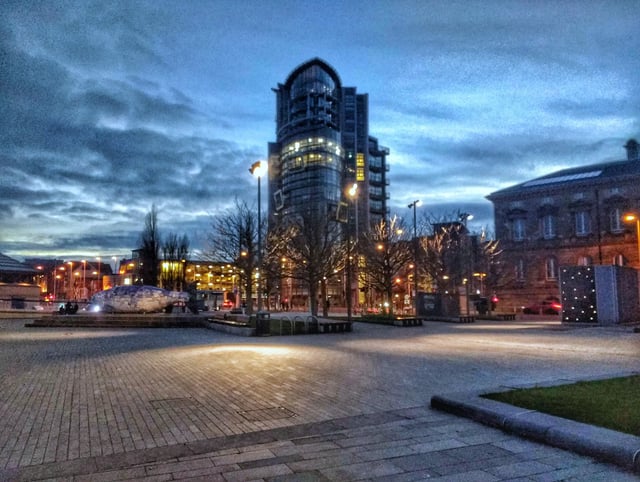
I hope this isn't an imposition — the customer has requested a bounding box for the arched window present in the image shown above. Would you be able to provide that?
[613,254,626,266]
[577,256,592,266]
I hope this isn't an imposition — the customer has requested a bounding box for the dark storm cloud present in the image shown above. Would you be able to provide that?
[76,79,203,128]
[546,97,639,119]
[5,0,168,71]
[393,134,630,196]
[0,4,261,257]
[1,0,638,258]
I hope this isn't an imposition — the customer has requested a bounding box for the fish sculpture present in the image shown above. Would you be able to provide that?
[89,285,189,313]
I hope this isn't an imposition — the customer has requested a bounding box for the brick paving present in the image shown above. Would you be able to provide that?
[0,316,638,480]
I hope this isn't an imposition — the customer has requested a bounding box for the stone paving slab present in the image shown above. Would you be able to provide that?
[2,406,639,481]
[1,318,639,480]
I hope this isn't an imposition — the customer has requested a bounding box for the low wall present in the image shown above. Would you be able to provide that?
[0,283,41,310]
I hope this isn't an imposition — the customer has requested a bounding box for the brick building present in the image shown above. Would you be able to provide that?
[486,139,640,312]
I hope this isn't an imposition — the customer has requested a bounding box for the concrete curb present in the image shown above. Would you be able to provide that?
[205,319,255,336]
[431,391,640,473]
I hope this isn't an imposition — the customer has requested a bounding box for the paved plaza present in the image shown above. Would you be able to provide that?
[0,316,638,481]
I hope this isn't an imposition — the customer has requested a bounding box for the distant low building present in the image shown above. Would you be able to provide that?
[486,139,640,312]
[24,258,111,301]
[0,253,38,283]
[0,253,39,309]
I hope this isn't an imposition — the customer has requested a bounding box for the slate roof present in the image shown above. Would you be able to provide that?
[0,253,38,274]
[487,157,640,200]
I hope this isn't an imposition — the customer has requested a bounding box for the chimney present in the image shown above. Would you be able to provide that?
[625,138,639,161]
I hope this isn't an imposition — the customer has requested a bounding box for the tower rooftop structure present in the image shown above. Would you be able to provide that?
[268,58,389,235]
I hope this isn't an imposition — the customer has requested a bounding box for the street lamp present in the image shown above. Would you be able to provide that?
[623,212,640,267]
[82,260,87,297]
[249,160,267,312]
[408,200,422,315]
[96,257,101,292]
[112,256,118,284]
[53,268,58,300]
[473,272,486,295]
[460,212,473,226]
[68,261,73,300]
[348,182,358,239]
[346,183,359,321]
[459,212,474,315]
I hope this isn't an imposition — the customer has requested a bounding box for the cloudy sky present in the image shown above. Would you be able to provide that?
[1,0,638,263]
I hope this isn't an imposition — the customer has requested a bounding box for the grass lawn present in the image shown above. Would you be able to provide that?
[483,375,640,436]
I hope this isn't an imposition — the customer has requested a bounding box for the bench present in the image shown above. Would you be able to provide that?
[318,321,352,333]
[458,315,475,323]
[497,313,516,321]
[393,318,423,327]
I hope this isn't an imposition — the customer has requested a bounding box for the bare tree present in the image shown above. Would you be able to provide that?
[470,229,505,304]
[261,240,284,311]
[358,216,413,317]
[419,213,504,315]
[268,204,345,317]
[208,199,260,314]
[160,233,190,291]
[139,204,161,286]
[421,221,471,294]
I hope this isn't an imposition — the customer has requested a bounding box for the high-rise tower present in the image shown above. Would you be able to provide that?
[268,58,389,236]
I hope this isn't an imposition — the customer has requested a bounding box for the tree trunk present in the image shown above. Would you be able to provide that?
[308,282,319,317]
[321,279,328,317]
[245,278,253,315]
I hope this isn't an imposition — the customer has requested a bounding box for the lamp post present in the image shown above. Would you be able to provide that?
[346,184,359,321]
[112,256,117,285]
[82,260,86,298]
[623,212,640,267]
[459,213,473,315]
[349,182,359,239]
[96,257,101,292]
[473,272,486,295]
[249,160,267,312]
[53,268,58,301]
[408,200,422,315]
[68,261,73,300]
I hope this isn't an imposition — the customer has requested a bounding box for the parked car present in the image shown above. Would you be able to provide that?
[522,297,561,315]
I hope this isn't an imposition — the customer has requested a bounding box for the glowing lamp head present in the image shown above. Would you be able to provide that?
[249,160,267,178]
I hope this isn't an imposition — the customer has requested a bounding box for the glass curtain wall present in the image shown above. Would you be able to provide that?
[272,59,344,221]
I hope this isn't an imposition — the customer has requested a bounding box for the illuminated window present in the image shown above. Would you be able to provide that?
[613,254,625,266]
[577,256,592,266]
